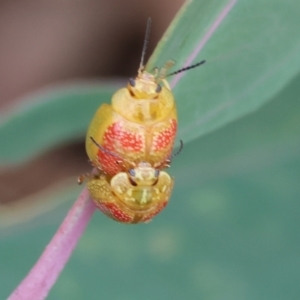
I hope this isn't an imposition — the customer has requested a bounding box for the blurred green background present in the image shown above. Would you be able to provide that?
[1,1,300,299]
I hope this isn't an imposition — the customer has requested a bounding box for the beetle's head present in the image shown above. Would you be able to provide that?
[128,161,159,186]
[127,70,161,99]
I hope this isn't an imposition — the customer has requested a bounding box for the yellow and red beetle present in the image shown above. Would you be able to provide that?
[85,61,178,176]
[81,18,205,223]
[87,161,173,223]
[85,18,205,176]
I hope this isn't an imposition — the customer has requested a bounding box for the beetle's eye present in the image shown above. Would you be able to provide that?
[155,84,162,93]
[129,169,136,177]
[129,78,136,87]
[154,169,160,177]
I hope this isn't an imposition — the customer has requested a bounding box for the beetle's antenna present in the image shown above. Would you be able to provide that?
[170,140,184,159]
[167,60,206,77]
[157,140,184,169]
[138,18,152,74]
[157,60,175,82]
[90,136,136,169]
[90,136,120,159]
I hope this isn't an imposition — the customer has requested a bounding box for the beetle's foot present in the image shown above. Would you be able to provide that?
[77,173,96,185]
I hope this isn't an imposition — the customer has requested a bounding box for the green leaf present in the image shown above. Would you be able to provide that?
[148,0,300,141]
[0,83,117,163]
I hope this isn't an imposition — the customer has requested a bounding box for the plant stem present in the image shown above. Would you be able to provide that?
[8,188,96,300]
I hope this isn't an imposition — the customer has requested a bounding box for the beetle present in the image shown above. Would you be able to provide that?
[82,136,183,223]
[85,18,205,176]
[87,161,173,223]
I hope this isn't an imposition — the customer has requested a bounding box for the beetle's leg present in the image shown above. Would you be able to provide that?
[78,163,106,185]
[87,159,94,166]
[154,159,171,170]
[77,173,98,185]
[78,163,104,184]
[87,158,101,171]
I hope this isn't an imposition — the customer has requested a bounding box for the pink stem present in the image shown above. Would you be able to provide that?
[8,188,97,300]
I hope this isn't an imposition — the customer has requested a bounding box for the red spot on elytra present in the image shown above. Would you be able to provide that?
[97,122,144,175]
[104,122,143,152]
[97,150,120,175]
[154,119,177,151]
[96,202,132,223]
